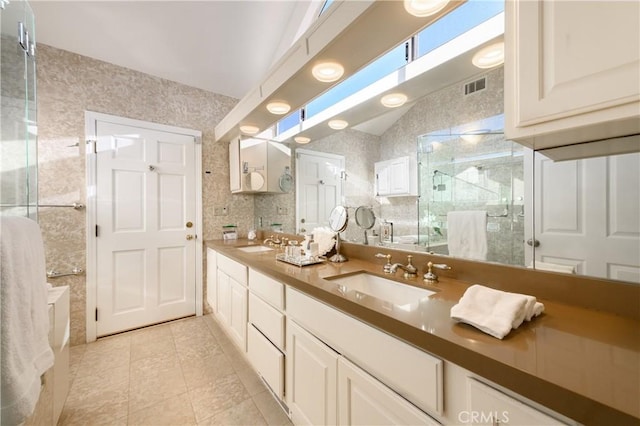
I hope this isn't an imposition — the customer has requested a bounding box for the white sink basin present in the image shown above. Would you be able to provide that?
[326,272,435,306]
[237,245,274,253]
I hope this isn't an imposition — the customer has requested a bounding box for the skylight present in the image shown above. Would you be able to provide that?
[274,0,505,139]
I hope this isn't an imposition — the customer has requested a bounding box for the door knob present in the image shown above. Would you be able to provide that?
[186,234,194,240]
[527,238,540,247]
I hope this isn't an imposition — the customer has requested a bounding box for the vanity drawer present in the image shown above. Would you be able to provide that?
[249,293,285,349]
[467,378,566,425]
[248,268,284,310]
[217,253,247,286]
[247,324,284,399]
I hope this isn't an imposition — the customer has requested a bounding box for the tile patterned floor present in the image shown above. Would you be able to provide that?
[59,314,292,426]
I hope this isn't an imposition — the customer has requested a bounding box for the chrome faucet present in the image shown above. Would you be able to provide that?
[423,261,452,283]
[263,235,282,246]
[389,255,418,278]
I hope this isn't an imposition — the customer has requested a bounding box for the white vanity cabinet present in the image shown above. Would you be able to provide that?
[205,247,217,311]
[505,0,640,150]
[214,253,248,351]
[247,269,286,400]
[374,156,417,197]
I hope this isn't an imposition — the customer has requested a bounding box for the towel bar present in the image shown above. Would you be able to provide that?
[0,203,85,210]
[437,207,509,218]
[47,267,84,279]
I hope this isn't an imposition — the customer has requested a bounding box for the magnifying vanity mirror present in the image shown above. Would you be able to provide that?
[355,206,376,245]
[328,205,348,263]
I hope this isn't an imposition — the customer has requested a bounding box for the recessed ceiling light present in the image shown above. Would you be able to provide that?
[239,125,260,135]
[312,62,345,83]
[403,0,449,17]
[294,136,311,144]
[328,119,349,130]
[472,42,505,69]
[381,93,408,108]
[266,101,291,115]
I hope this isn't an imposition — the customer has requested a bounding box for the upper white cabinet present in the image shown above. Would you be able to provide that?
[374,156,417,197]
[505,0,640,150]
[229,136,292,194]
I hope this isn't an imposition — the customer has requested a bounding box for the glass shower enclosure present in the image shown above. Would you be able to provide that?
[417,114,525,266]
[1,0,38,219]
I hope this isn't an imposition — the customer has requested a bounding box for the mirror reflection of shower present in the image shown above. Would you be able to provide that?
[417,114,525,266]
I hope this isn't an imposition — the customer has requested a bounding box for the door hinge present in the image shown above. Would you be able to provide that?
[95,225,99,237]
[95,307,99,321]
[86,139,97,154]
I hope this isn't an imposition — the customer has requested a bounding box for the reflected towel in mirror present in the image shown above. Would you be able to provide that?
[447,211,487,260]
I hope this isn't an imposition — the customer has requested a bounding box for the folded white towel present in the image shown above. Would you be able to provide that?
[450,284,545,339]
[447,211,488,260]
[1,217,55,425]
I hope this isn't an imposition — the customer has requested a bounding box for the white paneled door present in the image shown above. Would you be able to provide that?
[93,118,199,337]
[295,149,344,234]
[533,152,640,283]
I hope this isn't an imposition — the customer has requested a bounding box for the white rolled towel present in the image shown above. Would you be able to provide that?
[450,284,545,339]
[311,227,336,256]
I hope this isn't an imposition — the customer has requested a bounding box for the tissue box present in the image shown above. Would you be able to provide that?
[222,225,237,240]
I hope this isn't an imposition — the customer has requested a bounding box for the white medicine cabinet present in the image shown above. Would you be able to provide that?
[374,156,418,197]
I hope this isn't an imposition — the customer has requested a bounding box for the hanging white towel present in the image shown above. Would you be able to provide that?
[1,217,55,425]
[447,211,488,260]
[450,284,545,339]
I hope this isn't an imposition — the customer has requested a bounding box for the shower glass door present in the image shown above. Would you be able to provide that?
[1,0,37,219]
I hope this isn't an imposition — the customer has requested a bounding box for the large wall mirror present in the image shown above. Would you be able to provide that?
[253,63,640,286]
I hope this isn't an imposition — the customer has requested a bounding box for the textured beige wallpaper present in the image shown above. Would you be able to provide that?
[37,44,246,345]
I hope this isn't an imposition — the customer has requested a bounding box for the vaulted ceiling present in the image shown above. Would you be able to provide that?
[31,1,323,99]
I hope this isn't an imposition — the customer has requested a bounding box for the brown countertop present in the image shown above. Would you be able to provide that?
[206,239,640,425]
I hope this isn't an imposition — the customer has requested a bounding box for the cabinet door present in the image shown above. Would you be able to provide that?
[388,157,409,195]
[287,320,338,426]
[375,161,390,196]
[338,358,439,426]
[206,248,217,311]
[229,278,247,351]
[467,378,565,425]
[229,137,241,192]
[216,270,230,322]
[505,0,640,148]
